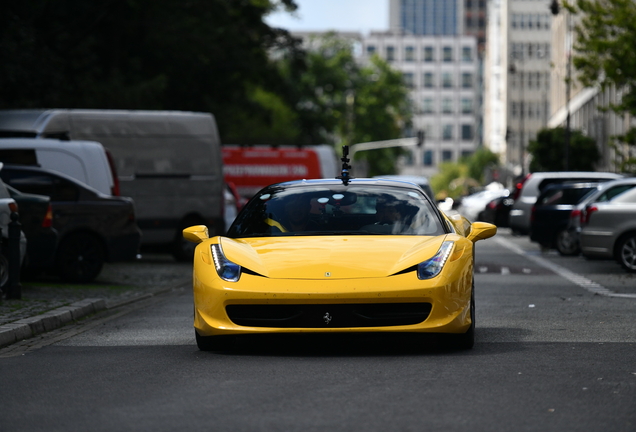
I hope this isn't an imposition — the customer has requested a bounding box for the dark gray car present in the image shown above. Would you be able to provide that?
[0,165,141,282]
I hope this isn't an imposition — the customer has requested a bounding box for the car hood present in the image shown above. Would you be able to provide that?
[218,235,449,279]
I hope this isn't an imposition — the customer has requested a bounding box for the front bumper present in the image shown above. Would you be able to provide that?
[192,257,473,337]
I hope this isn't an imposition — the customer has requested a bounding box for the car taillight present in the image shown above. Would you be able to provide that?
[105,149,121,196]
[42,204,53,228]
[487,201,496,210]
[511,173,531,201]
[581,205,598,226]
[530,205,536,223]
[570,209,581,219]
[9,202,18,213]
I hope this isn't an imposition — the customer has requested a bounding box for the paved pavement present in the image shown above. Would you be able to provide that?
[0,253,192,348]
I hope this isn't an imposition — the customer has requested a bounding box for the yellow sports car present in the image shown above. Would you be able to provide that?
[184,175,496,351]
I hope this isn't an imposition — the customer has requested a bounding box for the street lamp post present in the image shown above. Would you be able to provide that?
[509,59,525,176]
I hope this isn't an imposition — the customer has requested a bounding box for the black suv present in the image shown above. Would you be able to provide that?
[530,182,603,254]
[0,165,141,282]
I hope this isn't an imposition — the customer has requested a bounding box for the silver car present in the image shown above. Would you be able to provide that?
[561,178,636,256]
[580,186,636,272]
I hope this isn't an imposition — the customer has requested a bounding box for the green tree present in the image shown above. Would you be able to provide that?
[464,147,500,183]
[567,0,636,172]
[430,148,500,201]
[527,127,600,172]
[0,0,301,143]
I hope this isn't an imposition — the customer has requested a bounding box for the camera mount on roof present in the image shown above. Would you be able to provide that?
[336,145,353,185]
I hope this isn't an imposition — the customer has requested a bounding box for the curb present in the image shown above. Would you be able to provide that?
[0,298,106,348]
[0,284,181,349]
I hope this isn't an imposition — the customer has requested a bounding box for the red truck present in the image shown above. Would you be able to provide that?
[222,145,338,199]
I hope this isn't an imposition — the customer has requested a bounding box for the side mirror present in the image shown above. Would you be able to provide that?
[183,225,209,243]
[467,221,497,242]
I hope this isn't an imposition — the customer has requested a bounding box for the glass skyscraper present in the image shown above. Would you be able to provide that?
[390,0,460,36]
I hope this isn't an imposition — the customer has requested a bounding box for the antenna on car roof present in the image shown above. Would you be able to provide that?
[336,145,353,185]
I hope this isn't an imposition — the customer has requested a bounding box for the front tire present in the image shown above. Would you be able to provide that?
[444,284,475,350]
[195,331,235,351]
[616,233,636,273]
[56,233,105,283]
[556,229,579,256]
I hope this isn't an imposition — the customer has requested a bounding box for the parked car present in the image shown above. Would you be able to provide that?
[0,165,142,282]
[529,182,602,254]
[580,186,636,272]
[0,137,119,196]
[480,195,514,227]
[5,184,58,271]
[508,171,623,235]
[562,177,636,256]
[456,186,509,223]
[0,171,27,289]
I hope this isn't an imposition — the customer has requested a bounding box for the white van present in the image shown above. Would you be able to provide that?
[0,138,116,196]
[0,109,224,260]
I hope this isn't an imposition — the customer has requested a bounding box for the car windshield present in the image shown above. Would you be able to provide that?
[227,183,447,238]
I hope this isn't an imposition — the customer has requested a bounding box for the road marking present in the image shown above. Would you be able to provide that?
[493,237,636,299]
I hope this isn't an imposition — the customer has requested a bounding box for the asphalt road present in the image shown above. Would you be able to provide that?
[0,230,634,432]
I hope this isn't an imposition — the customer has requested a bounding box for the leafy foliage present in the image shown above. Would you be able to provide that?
[527,127,599,172]
[464,147,500,183]
[566,0,636,172]
[431,149,500,200]
[0,0,301,142]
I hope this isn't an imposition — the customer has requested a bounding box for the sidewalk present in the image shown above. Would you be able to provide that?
[0,253,192,348]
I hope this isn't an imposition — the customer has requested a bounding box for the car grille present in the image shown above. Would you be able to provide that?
[226,303,432,328]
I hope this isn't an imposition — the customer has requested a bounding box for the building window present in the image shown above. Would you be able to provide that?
[423,150,434,167]
[442,98,453,114]
[462,72,473,89]
[442,125,453,140]
[405,46,415,62]
[461,124,474,140]
[462,47,473,62]
[442,150,453,161]
[442,72,453,88]
[366,45,376,56]
[423,46,434,62]
[423,72,435,88]
[403,72,414,88]
[386,46,395,62]
[461,150,473,159]
[443,47,453,62]
[461,98,473,114]
[422,98,435,114]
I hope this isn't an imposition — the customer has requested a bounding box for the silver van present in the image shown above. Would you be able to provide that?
[0,109,224,260]
[0,138,116,196]
[509,171,623,235]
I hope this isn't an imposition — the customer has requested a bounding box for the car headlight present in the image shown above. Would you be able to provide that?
[417,241,454,280]
[211,244,241,282]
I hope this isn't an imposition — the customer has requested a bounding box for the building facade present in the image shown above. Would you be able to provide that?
[547,8,627,172]
[483,0,552,180]
[362,32,480,178]
[389,0,463,35]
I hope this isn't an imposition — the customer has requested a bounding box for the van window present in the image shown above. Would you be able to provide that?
[0,149,38,165]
